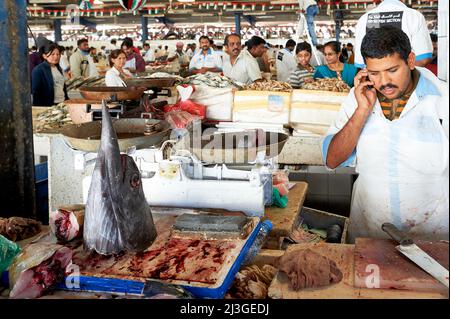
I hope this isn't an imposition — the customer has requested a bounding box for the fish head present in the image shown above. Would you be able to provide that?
[84,101,156,255]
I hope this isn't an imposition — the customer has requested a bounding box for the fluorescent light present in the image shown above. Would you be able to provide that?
[178,0,195,3]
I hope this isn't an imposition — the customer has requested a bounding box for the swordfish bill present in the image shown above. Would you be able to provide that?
[83,101,157,255]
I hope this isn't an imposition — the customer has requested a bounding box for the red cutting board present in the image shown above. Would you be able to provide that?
[354,238,449,292]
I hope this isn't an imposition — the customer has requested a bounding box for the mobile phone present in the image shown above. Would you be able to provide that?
[364,76,374,90]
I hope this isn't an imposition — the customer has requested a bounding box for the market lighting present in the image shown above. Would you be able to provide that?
[177,0,195,2]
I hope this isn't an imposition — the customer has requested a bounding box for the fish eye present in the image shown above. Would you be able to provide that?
[131,174,141,188]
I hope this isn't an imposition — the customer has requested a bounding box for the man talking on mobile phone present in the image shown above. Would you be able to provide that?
[321,26,449,243]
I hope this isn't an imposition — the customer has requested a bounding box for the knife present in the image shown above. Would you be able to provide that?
[382,223,449,289]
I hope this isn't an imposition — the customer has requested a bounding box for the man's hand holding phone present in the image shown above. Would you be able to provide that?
[354,69,377,116]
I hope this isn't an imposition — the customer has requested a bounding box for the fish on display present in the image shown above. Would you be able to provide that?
[9,243,72,299]
[83,101,157,255]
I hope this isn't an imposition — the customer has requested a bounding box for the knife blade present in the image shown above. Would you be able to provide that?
[382,223,449,289]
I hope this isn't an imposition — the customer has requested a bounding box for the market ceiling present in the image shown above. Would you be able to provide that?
[27,0,438,25]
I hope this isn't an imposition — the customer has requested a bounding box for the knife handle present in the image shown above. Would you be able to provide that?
[382,223,414,245]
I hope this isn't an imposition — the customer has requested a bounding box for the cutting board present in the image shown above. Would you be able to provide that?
[268,243,448,299]
[263,182,308,250]
[354,238,449,292]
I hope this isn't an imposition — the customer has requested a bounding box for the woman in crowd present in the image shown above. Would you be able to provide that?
[31,43,68,106]
[105,49,133,87]
[288,42,315,89]
[313,41,357,87]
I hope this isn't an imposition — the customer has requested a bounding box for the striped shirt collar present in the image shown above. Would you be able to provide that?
[377,68,420,104]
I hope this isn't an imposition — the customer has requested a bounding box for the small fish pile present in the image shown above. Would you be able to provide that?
[243,80,292,92]
[289,220,327,244]
[301,78,350,92]
[226,264,277,299]
[146,72,183,80]
[66,76,105,91]
[180,72,236,88]
[35,103,72,132]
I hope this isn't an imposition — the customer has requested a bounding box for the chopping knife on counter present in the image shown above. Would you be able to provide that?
[382,223,449,289]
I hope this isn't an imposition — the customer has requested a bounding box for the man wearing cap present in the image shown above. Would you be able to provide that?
[167,42,189,72]
[222,34,262,85]
[276,39,297,82]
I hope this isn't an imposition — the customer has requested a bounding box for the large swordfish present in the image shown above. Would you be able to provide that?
[84,101,157,255]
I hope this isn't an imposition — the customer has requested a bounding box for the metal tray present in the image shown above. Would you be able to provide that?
[59,118,171,152]
[79,86,147,101]
[189,131,289,164]
[124,78,177,88]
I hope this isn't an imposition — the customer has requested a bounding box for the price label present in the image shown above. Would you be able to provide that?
[268,95,284,112]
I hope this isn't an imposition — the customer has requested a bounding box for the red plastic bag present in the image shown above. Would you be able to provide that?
[164,85,206,119]
[165,110,201,129]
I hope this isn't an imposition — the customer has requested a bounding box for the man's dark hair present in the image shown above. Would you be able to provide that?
[77,38,88,47]
[111,39,117,44]
[361,26,411,63]
[199,35,210,42]
[121,39,133,49]
[285,39,296,48]
[430,33,438,43]
[122,37,134,48]
[347,43,353,48]
[224,33,241,46]
[295,42,312,54]
[246,36,266,50]
[143,42,150,47]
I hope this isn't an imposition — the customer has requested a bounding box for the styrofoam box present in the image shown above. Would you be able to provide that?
[289,89,348,127]
[189,85,234,121]
[233,90,291,124]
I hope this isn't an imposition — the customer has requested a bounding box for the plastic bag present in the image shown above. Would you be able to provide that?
[8,242,72,299]
[273,169,290,197]
[272,188,288,208]
[0,235,21,274]
[164,85,206,119]
[165,110,201,129]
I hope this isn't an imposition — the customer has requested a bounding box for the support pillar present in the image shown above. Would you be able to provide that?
[0,0,36,218]
[54,19,62,42]
[141,15,148,42]
[235,13,242,36]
